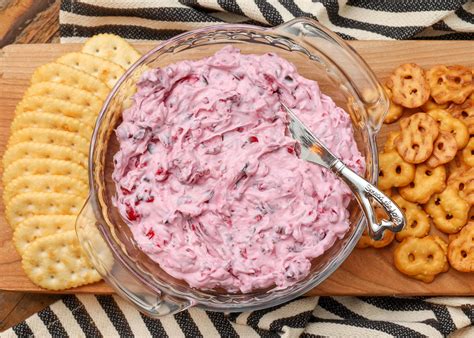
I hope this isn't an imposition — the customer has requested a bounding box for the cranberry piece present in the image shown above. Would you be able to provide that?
[146,196,154,203]
[156,167,165,175]
[248,136,259,143]
[223,216,232,226]
[121,186,133,195]
[236,127,244,132]
[287,146,294,154]
[184,74,199,84]
[255,215,263,222]
[125,204,139,221]
[263,74,274,83]
[146,229,155,239]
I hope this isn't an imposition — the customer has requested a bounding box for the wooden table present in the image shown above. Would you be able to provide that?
[1,1,473,334]
[0,0,61,332]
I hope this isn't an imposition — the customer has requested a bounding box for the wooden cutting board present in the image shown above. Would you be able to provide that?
[0,41,473,296]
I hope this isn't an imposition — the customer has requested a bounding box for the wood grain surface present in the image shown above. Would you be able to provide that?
[0,0,59,47]
[0,3,61,328]
[1,42,474,301]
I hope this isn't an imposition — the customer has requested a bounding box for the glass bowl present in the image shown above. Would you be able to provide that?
[76,17,389,317]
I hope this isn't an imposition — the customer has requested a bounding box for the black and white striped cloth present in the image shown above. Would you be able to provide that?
[5,1,474,337]
[5,294,474,337]
[59,0,474,42]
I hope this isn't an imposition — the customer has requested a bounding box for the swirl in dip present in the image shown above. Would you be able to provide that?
[112,46,365,293]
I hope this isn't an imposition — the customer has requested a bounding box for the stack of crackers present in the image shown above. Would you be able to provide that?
[2,34,141,290]
[358,63,474,283]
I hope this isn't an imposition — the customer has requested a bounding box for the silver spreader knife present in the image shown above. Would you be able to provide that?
[282,103,405,240]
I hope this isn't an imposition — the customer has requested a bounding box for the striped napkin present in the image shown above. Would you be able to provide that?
[6,295,474,337]
[4,1,474,337]
[59,0,474,42]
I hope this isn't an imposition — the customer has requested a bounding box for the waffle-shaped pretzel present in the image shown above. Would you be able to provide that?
[425,185,469,234]
[426,131,458,168]
[448,222,474,272]
[399,164,446,204]
[427,65,473,104]
[448,167,474,205]
[395,113,439,163]
[386,63,430,108]
[392,194,430,242]
[378,151,415,190]
[394,235,448,283]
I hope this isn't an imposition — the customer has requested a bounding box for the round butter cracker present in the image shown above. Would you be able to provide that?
[5,192,85,229]
[3,142,88,169]
[2,159,88,186]
[24,82,103,113]
[81,34,141,69]
[57,52,125,88]
[8,128,89,155]
[3,175,88,205]
[11,112,93,141]
[31,62,109,100]
[13,215,77,255]
[22,230,101,290]
[15,96,97,127]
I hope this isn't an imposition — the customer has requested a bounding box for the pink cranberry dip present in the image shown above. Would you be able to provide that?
[112,46,365,293]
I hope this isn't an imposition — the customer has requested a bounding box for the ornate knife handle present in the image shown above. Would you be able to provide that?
[332,160,406,240]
